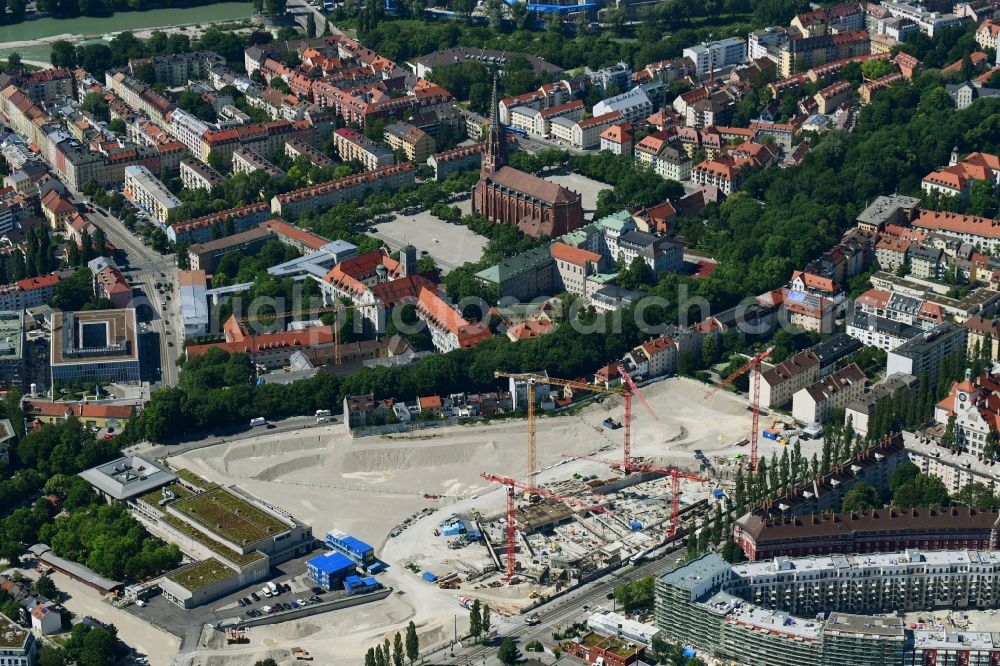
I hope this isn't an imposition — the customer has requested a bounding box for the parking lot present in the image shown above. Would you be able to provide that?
[125,551,326,641]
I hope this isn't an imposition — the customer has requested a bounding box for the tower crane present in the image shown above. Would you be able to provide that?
[236,301,379,366]
[480,472,607,582]
[494,370,656,489]
[561,454,707,539]
[703,348,772,471]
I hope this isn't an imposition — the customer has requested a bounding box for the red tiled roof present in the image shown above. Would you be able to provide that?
[16,274,59,290]
[551,241,601,266]
[914,209,1000,239]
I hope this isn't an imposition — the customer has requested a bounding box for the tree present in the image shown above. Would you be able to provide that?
[6,53,21,70]
[306,12,316,38]
[497,638,521,665]
[841,481,880,511]
[52,268,94,311]
[481,604,491,637]
[891,462,920,492]
[701,335,718,368]
[720,540,746,563]
[393,632,405,666]
[50,40,76,68]
[80,92,110,122]
[34,574,57,599]
[892,473,950,508]
[365,650,376,666]
[469,599,482,641]
[263,0,286,15]
[254,661,279,666]
[405,621,419,665]
[941,414,957,450]
[953,481,998,508]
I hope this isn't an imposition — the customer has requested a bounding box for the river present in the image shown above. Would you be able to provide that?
[0,2,253,62]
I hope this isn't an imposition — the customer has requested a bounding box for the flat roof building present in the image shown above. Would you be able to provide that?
[0,310,24,390]
[178,270,209,338]
[78,454,177,503]
[50,309,140,386]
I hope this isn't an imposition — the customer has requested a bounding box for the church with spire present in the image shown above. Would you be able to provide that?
[472,77,584,239]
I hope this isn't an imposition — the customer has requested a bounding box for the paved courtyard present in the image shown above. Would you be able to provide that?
[546,172,611,215]
[372,200,487,274]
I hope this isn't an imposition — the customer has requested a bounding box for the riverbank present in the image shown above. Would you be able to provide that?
[0,2,257,63]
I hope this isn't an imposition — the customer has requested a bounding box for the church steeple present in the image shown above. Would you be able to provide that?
[482,75,507,178]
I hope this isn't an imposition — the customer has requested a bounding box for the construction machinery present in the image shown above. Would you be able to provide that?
[494,369,656,488]
[480,472,607,582]
[236,301,379,366]
[561,453,707,539]
[703,348,773,471]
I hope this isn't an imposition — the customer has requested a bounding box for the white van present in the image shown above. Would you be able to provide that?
[317,417,329,424]
[250,417,266,427]
[315,409,332,417]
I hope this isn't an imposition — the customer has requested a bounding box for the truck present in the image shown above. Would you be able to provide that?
[525,614,540,625]
[250,417,266,427]
[266,582,278,595]
[315,409,332,418]
[761,428,780,441]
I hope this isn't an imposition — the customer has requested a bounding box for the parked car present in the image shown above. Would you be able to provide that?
[251,593,260,601]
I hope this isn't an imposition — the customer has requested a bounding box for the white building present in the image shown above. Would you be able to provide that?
[167,108,211,157]
[792,363,866,425]
[0,611,35,665]
[593,88,653,124]
[754,350,821,410]
[123,165,183,227]
[683,37,749,76]
[748,27,790,62]
[883,1,966,36]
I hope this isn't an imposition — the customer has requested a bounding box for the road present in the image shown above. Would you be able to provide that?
[435,551,689,665]
[72,195,181,387]
[286,0,345,35]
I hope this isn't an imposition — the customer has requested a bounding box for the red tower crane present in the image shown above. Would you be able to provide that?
[616,364,658,470]
[703,348,772,471]
[480,472,607,582]
[560,454,707,539]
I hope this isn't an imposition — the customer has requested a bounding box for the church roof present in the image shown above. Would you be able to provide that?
[490,166,579,205]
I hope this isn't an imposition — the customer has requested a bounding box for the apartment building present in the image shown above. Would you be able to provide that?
[600,123,633,155]
[593,88,653,124]
[886,322,968,387]
[167,108,211,157]
[231,147,286,180]
[129,51,224,86]
[791,362,866,424]
[682,37,748,76]
[271,163,415,218]
[124,165,184,227]
[428,144,484,181]
[167,201,271,244]
[284,138,337,170]
[23,67,74,102]
[332,128,395,170]
[570,112,624,150]
[814,79,854,113]
[179,157,223,192]
[383,122,435,163]
[754,349,821,409]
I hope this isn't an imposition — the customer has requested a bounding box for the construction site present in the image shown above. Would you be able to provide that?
[164,371,820,663]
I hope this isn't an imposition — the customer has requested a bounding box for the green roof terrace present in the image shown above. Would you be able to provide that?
[166,558,237,592]
[170,487,291,549]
